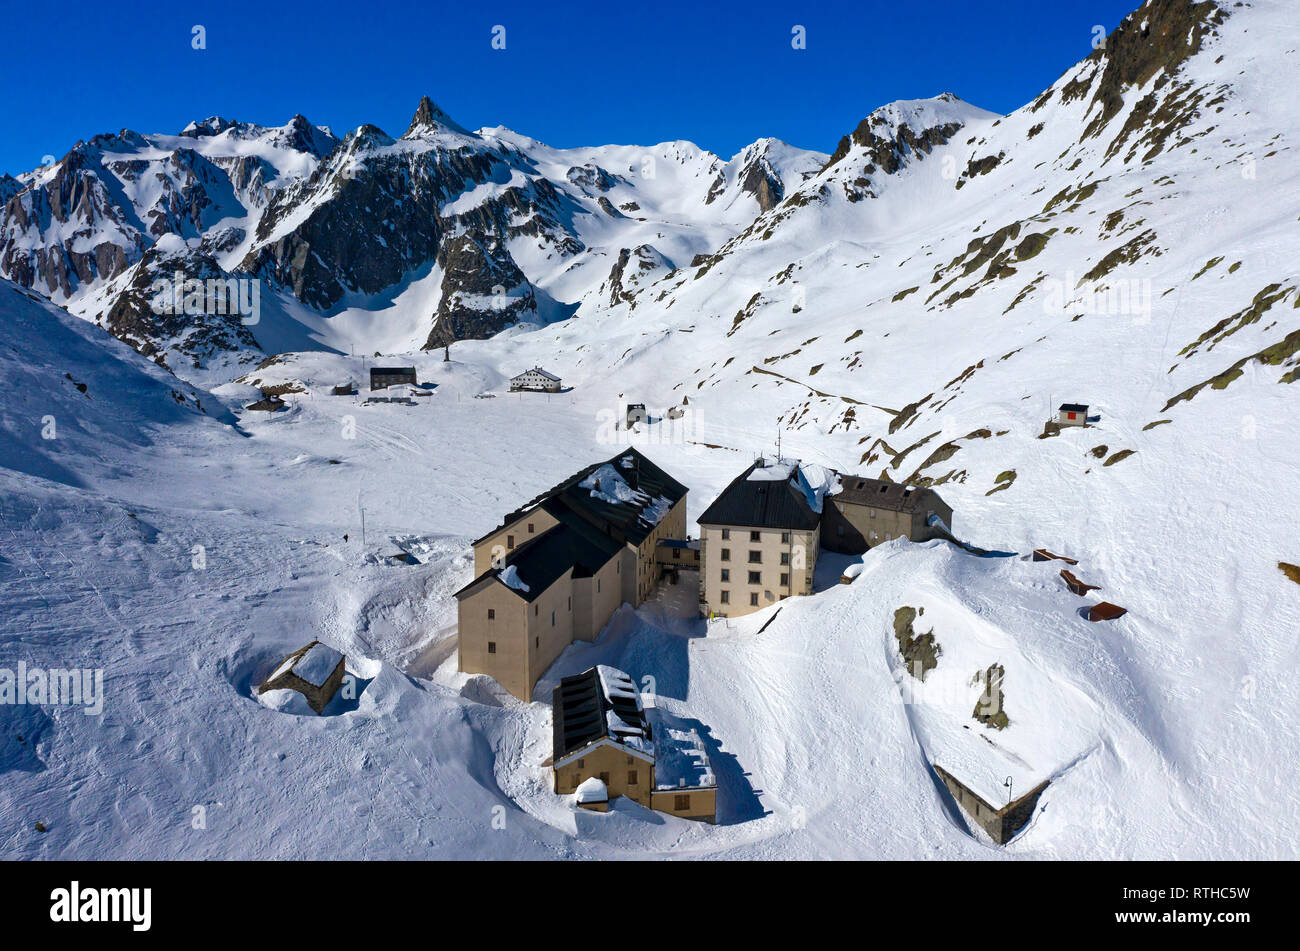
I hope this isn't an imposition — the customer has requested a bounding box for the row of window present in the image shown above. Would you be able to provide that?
[720,529,791,543]
[565,772,692,811]
[718,549,792,564]
[718,570,790,586]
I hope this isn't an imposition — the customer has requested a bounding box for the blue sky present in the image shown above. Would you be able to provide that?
[0,0,1140,175]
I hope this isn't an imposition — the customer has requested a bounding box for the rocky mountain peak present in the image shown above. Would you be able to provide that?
[403,96,468,138]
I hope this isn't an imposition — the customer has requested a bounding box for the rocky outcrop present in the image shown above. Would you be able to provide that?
[100,242,260,369]
[600,245,673,306]
[423,234,537,349]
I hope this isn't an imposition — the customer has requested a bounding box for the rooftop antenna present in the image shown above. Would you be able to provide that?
[776,423,782,462]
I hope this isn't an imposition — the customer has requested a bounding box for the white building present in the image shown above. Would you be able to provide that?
[509,367,561,392]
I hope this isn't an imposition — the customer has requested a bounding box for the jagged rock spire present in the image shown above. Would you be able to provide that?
[404,95,464,137]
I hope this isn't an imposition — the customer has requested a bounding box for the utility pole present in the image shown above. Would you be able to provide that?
[358,487,366,549]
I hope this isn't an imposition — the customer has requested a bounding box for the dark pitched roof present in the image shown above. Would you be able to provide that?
[1059,403,1088,412]
[370,366,416,376]
[697,461,822,531]
[454,518,620,603]
[552,666,653,762]
[475,447,688,548]
[831,474,947,515]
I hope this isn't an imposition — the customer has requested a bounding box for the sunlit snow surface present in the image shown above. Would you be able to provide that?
[2,0,1300,859]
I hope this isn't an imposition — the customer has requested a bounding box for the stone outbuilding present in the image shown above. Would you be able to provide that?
[932,763,1050,845]
[552,665,717,823]
[257,641,347,714]
[821,475,953,555]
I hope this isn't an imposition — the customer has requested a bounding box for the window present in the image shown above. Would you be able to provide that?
[597,579,601,593]
[628,770,638,786]
[535,637,539,648]
[576,759,584,768]
[721,548,731,562]
[675,794,690,811]
[720,590,730,604]
[487,609,495,620]
[534,604,538,616]
[567,596,571,610]
[750,592,759,606]
[527,522,535,534]
[720,569,730,582]
[748,571,761,584]
[507,534,515,547]
[780,552,789,565]
[869,509,876,519]
[551,611,556,627]
[750,531,761,542]
[673,549,680,560]
[487,641,496,654]
[780,573,789,586]
[599,772,610,786]
[748,550,761,563]
[781,532,790,544]
[721,529,730,540]
[1068,411,1077,420]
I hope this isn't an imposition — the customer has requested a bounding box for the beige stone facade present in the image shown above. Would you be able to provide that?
[472,508,560,576]
[456,449,689,701]
[821,477,954,555]
[699,523,819,618]
[553,739,655,807]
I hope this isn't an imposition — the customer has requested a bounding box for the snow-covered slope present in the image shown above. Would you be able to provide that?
[2,0,1298,859]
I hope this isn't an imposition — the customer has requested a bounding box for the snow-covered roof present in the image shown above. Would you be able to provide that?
[294,642,343,687]
[512,366,559,381]
[653,721,716,791]
[553,665,654,763]
[498,564,530,593]
[700,458,827,529]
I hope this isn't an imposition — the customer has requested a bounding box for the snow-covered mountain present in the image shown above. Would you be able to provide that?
[0,98,826,380]
[2,0,1298,860]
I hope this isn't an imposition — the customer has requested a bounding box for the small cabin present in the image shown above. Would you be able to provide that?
[257,641,347,714]
[1058,403,1089,427]
[370,367,417,391]
[509,367,561,392]
[625,403,648,427]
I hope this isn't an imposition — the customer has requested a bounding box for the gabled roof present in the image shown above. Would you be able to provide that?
[832,474,948,515]
[552,665,654,763]
[454,518,621,603]
[370,366,416,375]
[513,366,560,381]
[697,460,822,531]
[1059,402,1088,412]
[478,447,688,549]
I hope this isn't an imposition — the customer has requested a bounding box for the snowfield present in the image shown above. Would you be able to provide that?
[2,0,1299,860]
